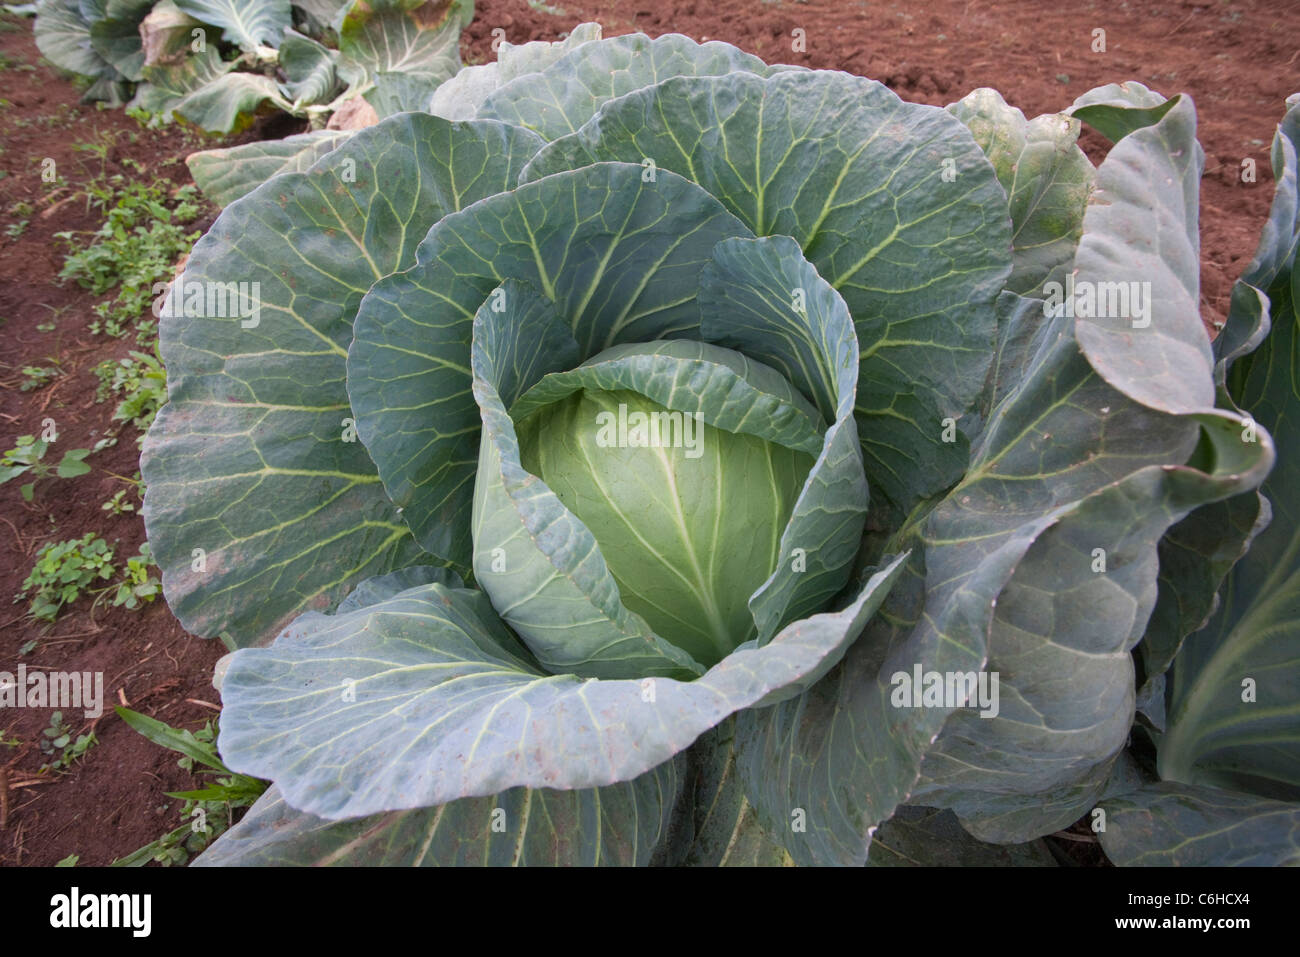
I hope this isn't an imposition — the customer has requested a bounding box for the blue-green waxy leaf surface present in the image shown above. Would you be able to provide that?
[89,9,147,81]
[916,415,1272,843]
[195,773,684,866]
[36,0,116,79]
[173,0,291,51]
[478,31,777,141]
[868,806,1057,867]
[731,155,1273,860]
[736,357,1269,862]
[1138,489,1267,709]
[215,553,908,820]
[431,22,603,122]
[735,527,1047,866]
[1097,94,1300,866]
[1071,92,1215,415]
[132,19,1288,867]
[171,71,287,134]
[1157,92,1300,802]
[332,563,461,613]
[187,131,353,208]
[337,0,471,115]
[278,28,339,107]
[1093,98,1284,710]
[1099,782,1300,866]
[901,89,1276,844]
[1092,95,1300,868]
[347,162,753,569]
[654,719,793,866]
[521,67,1012,516]
[201,559,685,867]
[289,0,348,33]
[131,37,288,133]
[1067,81,1178,145]
[947,88,1094,297]
[1234,93,1300,294]
[142,113,545,647]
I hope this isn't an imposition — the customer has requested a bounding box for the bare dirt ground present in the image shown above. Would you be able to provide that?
[0,0,1295,866]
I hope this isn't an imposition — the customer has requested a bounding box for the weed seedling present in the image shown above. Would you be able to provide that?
[18,533,162,621]
[0,435,92,501]
[19,364,61,391]
[101,489,135,515]
[39,711,98,772]
[17,534,115,621]
[106,543,160,612]
[94,348,166,440]
[57,179,201,340]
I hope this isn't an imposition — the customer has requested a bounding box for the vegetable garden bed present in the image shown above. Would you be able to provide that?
[1,0,1296,868]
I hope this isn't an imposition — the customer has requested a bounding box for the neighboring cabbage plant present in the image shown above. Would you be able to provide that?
[141,28,1287,865]
[32,0,472,131]
[184,22,602,207]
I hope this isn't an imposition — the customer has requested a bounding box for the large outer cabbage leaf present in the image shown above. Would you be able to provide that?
[1099,93,1300,866]
[731,88,1272,865]
[186,131,352,208]
[142,115,545,646]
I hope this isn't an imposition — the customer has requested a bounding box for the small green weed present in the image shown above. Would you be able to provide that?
[0,435,92,501]
[19,364,61,391]
[56,179,201,339]
[113,709,268,866]
[94,348,166,440]
[110,543,160,611]
[18,533,115,622]
[16,534,160,622]
[39,710,98,772]
[102,488,136,515]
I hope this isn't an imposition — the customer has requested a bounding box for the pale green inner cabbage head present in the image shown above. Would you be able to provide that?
[518,386,812,666]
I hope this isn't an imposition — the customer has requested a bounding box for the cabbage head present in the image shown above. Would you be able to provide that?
[141,28,1290,865]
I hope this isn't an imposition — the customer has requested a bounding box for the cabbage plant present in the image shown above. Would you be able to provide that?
[33,0,471,131]
[141,27,1294,865]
